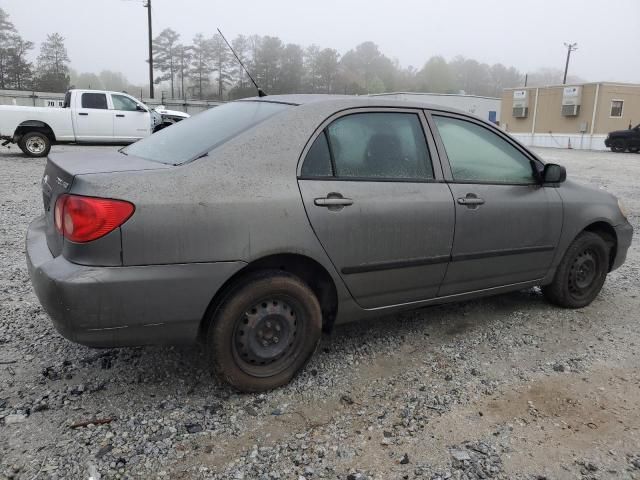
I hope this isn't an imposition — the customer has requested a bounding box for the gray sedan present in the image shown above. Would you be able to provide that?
[26,95,633,391]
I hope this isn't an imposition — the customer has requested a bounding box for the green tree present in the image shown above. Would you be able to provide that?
[0,8,17,89]
[175,44,192,99]
[6,36,34,89]
[36,33,70,92]
[339,41,395,93]
[315,48,340,93]
[417,56,454,93]
[279,43,304,93]
[254,36,283,92]
[153,28,180,98]
[190,34,213,99]
[210,34,232,98]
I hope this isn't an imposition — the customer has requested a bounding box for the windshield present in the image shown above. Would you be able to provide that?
[122,101,292,165]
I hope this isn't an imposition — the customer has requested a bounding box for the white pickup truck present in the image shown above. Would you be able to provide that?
[0,89,189,157]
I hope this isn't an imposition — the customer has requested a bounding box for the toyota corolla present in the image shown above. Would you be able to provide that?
[26,95,633,391]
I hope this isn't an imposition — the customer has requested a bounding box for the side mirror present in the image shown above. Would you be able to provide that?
[542,163,566,184]
[136,104,147,112]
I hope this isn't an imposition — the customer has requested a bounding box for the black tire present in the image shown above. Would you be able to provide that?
[206,270,322,392]
[628,146,640,153]
[542,232,610,308]
[610,139,627,153]
[18,131,51,157]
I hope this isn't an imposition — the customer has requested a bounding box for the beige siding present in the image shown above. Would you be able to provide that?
[501,88,535,133]
[502,83,640,136]
[532,84,596,134]
[594,85,640,133]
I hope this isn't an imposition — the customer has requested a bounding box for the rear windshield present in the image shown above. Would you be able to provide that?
[122,101,292,165]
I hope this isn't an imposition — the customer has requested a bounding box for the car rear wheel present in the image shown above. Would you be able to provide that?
[628,146,640,153]
[207,270,322,392]
[542,232,609,308]
[611,139,627,153]
[19,131,51,157]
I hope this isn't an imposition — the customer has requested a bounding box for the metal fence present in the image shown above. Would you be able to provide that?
[0,89,222,114]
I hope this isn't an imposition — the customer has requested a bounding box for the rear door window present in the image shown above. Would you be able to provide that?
[325,112,432,180]
[301,131,333,177]
[81,93,108,109]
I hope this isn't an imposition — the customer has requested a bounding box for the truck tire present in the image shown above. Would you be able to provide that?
[542,232,609,309]
[610,139,627,153]
[206,270,322,392]
[19,131,51,157]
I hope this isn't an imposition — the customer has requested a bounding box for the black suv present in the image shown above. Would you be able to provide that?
[605,124,640,153]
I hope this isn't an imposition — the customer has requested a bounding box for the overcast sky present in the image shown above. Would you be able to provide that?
[4,0,639,85]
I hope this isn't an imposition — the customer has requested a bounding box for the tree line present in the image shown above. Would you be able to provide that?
[0,8,70,92]
[0,7,584,99]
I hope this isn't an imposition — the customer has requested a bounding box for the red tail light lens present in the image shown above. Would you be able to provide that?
[54,194,135,243]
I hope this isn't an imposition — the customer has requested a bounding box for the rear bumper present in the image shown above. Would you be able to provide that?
[604,137,611,147]
[26,215,246,347]
[612,221,633,271]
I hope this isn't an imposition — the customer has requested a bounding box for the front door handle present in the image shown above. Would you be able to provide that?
[314,193,353,211]
[457,193,485,208]
[115,114,125,118]
[78,112,88,116]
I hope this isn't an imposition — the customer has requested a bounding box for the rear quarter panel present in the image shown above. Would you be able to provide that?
[0,105,74,141]
[70,101,346,276]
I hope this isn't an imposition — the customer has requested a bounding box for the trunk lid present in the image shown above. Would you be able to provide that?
[42,150,170,256]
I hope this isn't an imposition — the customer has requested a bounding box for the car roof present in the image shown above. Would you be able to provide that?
[238,93,470,116]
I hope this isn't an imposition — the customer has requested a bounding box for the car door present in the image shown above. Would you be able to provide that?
[111,94,151,141]
[73,92,114,142]
[428,112,563,296]
[298,109,455,309]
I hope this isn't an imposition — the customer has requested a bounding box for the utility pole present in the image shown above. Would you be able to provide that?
[562,42,578,85]
[144,0,154,98]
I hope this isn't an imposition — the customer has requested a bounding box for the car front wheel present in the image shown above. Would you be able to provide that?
[611,139,627,153]
[542,232,610,308]
[207,270,322,392]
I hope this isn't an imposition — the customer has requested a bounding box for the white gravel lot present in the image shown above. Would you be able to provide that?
[0,144,639,480]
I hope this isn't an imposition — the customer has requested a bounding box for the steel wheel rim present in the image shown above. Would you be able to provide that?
[568,248,600,298]
[232,295,304,377]
[26,136,46,154]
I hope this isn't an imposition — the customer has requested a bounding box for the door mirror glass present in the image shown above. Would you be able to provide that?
[542,163,566,183]
[136,104,147,112]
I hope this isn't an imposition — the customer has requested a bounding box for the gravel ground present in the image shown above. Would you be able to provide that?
[0,144,639,480]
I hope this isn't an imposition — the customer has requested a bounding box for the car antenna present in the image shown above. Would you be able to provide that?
[217,28,267,97]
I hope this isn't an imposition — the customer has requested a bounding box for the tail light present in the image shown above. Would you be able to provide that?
[54,194,135,243]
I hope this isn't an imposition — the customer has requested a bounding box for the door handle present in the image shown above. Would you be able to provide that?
[457,193,485,208]
[116,114,125,118]
[78,112,88,116]
[314,193,353,210]
[314,198,354,207]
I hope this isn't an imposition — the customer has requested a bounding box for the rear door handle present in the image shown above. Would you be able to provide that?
[457,197,484,205]
[314,198,354,207]
[116,114,125,118]
[314,193,353,211]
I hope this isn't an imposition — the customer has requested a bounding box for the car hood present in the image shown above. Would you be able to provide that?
[608,129,632,136]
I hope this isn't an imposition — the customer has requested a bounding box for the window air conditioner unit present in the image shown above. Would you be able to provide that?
[512,106,528,118]
[561,104,580,116]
